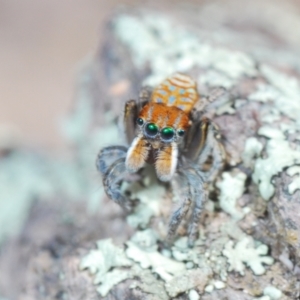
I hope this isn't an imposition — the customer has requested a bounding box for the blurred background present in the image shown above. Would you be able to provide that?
[0,0,140,153]
[1,0,300,155]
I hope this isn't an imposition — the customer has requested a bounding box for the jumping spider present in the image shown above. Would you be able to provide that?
[97,73,225,246]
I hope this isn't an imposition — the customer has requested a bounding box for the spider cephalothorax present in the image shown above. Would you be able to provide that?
[97,73,225,246]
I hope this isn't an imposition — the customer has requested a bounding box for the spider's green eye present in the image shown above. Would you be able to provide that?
[145,123,158,137]
[137,118,144,126]
[161,127,175,140]
[178,129,185,137]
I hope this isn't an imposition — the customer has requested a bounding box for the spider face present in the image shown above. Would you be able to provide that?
[136,103,189,143]
[97,73,225,246]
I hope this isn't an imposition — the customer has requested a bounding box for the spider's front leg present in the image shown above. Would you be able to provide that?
[96,99,142,210]
[96,146,127,175]
[184,168,208,247]
[167,172,192,240]
[102,157,133,211]
[96,146,133,210]
[168,168,207,247]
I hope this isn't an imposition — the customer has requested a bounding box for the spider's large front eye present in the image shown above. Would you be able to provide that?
[161,127,175,141]
[145,123,158,137]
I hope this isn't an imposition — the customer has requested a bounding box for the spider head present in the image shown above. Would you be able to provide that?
[136,103,190,146]
[126,103,191,181]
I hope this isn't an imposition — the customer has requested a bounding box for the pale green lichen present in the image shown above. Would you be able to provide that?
[221,220,247,241]
[248,83,280,103]
[247,64,300,201]
[242,137,263,168]
[261,107,281,124]
[263,286,283,300]
[97,269,132,296]
[130,228,159,251]
[114,15,256,88]
[165,268,212,298]
[204,284,214,293]
[260,64,300,122]
[215,100,236,115]
[213,280,226,289]
[188,289,200,300]
[255,296,271,300]
[216,171,247,220]
[258,126,285,140]
[126,241,185,281]
[126,230,186,282]
[80,228,215,297]
[79,239,133,296]
[222,236,274,275]
[79,236,171,298]
[80,239,132,283]
[171,237,203,264]
[124,168,166,229]
[199,70,235,89]
[252,139,300,200]
[130,266,169,300]
[286,166,300,194]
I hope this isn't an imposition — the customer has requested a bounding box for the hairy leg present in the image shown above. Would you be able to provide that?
[138,86,152,108]
[184,117,210,162]
[103,157,133,211]
[120,99,138,145]
[167,173,192,241]
[206,136,225,181]
[185,118,224,182]
[120,88,152,145]
[96,145,127,175]
[184,169,208,247]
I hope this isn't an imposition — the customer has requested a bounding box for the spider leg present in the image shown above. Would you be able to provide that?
[103,157,133,211]
[206,135,225,181]
[120,99,138,145]
[138,86,152,108]
[167,168,207,247]
[184,117,209,162]
[120,88,152,145]
[96,146,127,175]
[185,118,224,182]
[184,169,208,247]
[167,173,192,241]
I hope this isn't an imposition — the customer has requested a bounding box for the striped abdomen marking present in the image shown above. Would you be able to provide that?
[151,73,198,113]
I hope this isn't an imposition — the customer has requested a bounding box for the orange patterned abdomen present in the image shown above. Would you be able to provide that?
[151,73,198,113]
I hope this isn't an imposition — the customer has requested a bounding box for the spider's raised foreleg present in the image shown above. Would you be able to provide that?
[167,168,207,247]
[167,173,192,241]
[184,169,208,247]
[206,132,225,181]
[102,157,133,211]
[96,146,127,175]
